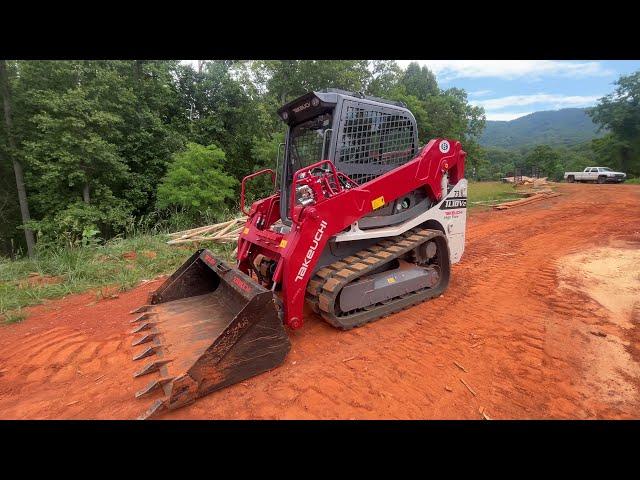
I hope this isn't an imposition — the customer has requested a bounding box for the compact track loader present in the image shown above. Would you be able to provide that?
[130,89,468,418]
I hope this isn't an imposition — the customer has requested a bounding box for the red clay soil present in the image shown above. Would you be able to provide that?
[1,183,639,419]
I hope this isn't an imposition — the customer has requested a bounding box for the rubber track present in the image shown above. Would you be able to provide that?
[306,228,449,330]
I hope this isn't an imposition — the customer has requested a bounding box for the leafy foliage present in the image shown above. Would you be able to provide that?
[588,71,640,176]
[156,143,237,220]
[13,60,638,257]
[4,60,639,258]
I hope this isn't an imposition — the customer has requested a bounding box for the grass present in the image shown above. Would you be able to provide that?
[467,181,522,209]
[625,178,640,184]
[0,234,235,325]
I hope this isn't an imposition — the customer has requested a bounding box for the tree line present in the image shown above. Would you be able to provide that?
[1,60,638,258]
[0,60,487,257]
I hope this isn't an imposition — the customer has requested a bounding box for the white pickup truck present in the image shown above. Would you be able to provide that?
[564,167,627,184]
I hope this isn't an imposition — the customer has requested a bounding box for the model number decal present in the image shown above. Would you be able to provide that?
[440,198,467,209]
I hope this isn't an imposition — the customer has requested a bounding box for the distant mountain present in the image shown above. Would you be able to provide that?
[479,108,603,149]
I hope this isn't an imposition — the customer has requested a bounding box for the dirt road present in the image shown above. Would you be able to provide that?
[1,183,639,419]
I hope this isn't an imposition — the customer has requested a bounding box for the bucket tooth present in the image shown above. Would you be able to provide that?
[130,305,152,314]
[130,322,156,334]
[137,399,167,420]
[135,377,174,399]
[132,333,156,347]
[133,345,160,361]
[134,359,171,378]
[130,312,154,324]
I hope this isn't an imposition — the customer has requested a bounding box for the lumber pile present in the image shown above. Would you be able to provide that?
[493,191,561,211]
[166,217,247,245]
[502,176,550,187]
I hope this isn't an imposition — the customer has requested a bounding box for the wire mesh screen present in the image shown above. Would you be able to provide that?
[336,104,416,185]
[289,113,332,171]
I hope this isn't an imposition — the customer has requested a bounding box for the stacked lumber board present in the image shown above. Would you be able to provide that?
[166,217,247,245]
[493,191,561,211]
[514,187,554,197]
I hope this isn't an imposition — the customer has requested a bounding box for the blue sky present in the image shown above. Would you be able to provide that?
[398,60,640,121]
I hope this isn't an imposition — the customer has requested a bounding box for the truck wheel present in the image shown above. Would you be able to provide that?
[597,176,606,184]
[567,175,575,183]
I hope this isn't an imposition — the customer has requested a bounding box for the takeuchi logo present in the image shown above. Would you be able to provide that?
[295,220,328,282]
[233,276,251,292]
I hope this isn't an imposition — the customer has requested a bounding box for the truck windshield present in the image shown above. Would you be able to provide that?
[600,167,612,172]
[288,112,332,173]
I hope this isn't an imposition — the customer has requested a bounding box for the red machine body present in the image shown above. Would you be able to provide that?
[237,138,466,329]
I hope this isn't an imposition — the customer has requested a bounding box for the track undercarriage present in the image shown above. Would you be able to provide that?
[306,228,450,330]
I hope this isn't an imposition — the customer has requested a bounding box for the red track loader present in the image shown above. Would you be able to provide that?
[130,89,468,418]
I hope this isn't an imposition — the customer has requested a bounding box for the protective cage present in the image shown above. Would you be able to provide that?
[334,99,418,185]
[280,90,419,221]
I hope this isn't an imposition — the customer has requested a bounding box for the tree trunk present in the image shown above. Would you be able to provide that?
[82,182,90,204]
[0,60,35,258]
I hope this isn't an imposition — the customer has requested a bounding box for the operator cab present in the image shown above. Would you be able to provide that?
[277,89,421,226]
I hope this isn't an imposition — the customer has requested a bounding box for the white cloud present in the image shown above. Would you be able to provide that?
[485,112,533,121]
[469,89,493,97]
[476,93,604,121]
[397,60,613,81]
[472,93,602,111]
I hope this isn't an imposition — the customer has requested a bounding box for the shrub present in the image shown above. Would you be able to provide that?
[156,143,237,220]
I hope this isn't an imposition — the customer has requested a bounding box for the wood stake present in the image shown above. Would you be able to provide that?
[460,378,477,396]
[453,361,467,373]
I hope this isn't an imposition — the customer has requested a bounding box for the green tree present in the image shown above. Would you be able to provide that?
[0,60,36,257]
[174,61,258,180]
[588,70,640,175]
[525,145,562,179]
[400,62,438,101]
[480,147,523,180]
[17,61,134,240]
[156,143,237,219]
[116,60,186,216]
[1,60,187,246]
[365,60,403,97]
[251,60,371,104]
